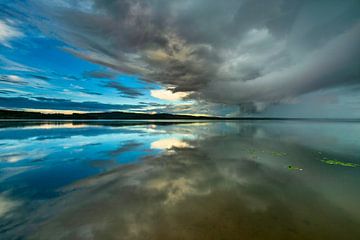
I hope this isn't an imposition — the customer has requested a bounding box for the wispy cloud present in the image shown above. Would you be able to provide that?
[105,81,143,98]
[0,19,23,47]
[0,74,51,90]
[0,56,42,74]
[0,74,27,85]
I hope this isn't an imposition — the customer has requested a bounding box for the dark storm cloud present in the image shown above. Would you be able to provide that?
[33,0,360,110]
[0,96,145,111]
[105,81,143,98]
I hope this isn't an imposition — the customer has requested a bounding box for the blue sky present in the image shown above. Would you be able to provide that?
[0,0,359,117]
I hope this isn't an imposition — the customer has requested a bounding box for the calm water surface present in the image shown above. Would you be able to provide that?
[0,120,359,239]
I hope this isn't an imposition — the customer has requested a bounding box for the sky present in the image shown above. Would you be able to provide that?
[0,0,359,117]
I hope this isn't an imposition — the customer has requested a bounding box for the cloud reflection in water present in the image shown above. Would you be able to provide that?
[0,121,359,239]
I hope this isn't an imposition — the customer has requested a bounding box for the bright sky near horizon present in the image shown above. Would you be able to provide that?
[0,0,359,117]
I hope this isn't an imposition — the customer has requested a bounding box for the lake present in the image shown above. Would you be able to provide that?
[0,120,359,239]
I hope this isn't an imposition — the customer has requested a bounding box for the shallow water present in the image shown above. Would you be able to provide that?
[0,120,359,239]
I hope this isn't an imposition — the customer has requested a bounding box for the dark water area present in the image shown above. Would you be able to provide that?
[0,120,359,239]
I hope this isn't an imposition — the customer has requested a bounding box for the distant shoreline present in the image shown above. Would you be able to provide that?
[0,110,359,122]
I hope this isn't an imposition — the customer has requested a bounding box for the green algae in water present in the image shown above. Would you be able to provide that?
[271,151,287,157]
[248,149,287,157]
[288,165,303,171]
[248,149,257,154]
[321,159,359,168]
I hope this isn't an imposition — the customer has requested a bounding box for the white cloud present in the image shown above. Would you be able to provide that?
[7,75,24,82]
[0,20,23,47]
[151,89,189,101]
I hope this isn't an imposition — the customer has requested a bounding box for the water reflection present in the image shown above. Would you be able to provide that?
[0,121,359,239]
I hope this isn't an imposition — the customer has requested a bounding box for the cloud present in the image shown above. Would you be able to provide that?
[0,19,23,47]
[26,74,50,81]
[151,89,189,101]
[205,22,360,104]
[105,81,143,98]
[0,74,51,90]
[136,101,236,116]
[0,88,29,96]
[83,70,116,79]
[0,96,146,111]
[26,0,360,111]
[79,90,102,96]
[0,56,40,73]
[0,74,27,85]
